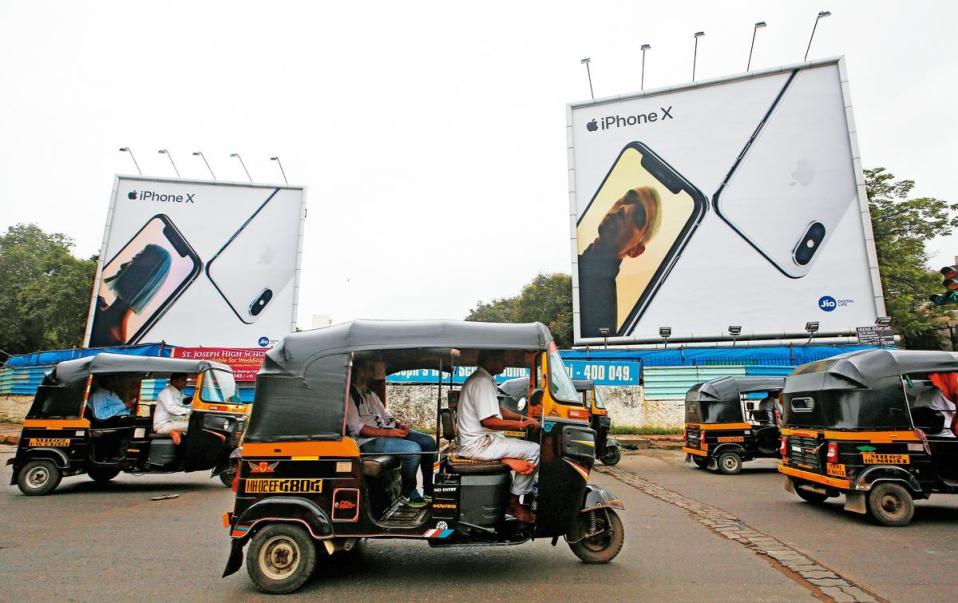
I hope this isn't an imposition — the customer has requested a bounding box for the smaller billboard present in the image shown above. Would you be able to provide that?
[171,347,268,382]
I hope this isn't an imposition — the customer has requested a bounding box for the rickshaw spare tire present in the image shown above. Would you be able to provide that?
[601,446,621,466]
[219,468,236,488]
[247,523,317,594]
[867,482,915,527]
[88,466,121,483]
[794,481,828,505]
[691,456,708,469]
[17,459,62,496]
[568,509,625,564]
[716,451,742,475]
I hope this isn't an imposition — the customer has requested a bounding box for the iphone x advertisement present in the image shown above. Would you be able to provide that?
[84,177,306,348]
[568,58,884,345]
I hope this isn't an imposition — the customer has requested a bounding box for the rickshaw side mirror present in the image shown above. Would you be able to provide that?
[745,402,755,411]
[517,398,527,412]
[529,389,544,407]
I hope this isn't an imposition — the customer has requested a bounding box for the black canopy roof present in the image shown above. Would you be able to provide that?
[786,349,958,393]
[688,376,785,402]
[50,353,231,385]
[263,320,554,377]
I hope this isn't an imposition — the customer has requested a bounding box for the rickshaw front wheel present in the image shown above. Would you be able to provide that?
[867,483,914,527]
[17,459,62,496]
[569,509,625,564]
[601,446,621,466]
[247,523,317,594]
[88,466,121,483]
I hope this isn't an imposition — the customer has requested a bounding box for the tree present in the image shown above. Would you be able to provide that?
[866,168,958,348]
[0,224,98,357]
[466,273,574,348]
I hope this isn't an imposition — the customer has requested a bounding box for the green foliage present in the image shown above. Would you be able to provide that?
[0,224,97,357]
[866,168,958,348]
[466,273,574,348]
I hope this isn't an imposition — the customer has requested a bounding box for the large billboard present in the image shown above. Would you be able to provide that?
[568,57,884,345]
[84,176,305,348]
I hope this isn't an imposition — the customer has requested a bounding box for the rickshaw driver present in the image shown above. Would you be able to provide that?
[457,351,540,523]
[154,373,192,445]
[346,359,436,508]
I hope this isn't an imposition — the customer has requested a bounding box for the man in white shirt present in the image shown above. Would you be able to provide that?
[457,351,540,523]
[154,373,191,444]
[346,359,437,508]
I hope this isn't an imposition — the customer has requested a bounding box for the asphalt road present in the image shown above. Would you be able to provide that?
[1,443,955,601]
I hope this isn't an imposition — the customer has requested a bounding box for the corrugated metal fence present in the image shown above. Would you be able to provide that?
[643,364,793,401]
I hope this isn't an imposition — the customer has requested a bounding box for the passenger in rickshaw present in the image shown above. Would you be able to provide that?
[346,358,436,508]
[920,372,958,437]
[153,372,192,444]
[88,375,135,425]
[457,351,540,523]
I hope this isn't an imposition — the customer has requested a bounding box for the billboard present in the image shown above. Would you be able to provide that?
[568,57,884,345]
[84,177,305,348]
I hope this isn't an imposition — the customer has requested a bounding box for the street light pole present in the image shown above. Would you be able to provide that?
[580,57,594,100]
[804,11,831,61]
[118,147,142,175]
[692,32,705,82]
[192,151,216,180]
[640,44,651,90]
[157,149,180,178]
[270,156,289,184]
[747,21,766,71]
[230,153,253,183]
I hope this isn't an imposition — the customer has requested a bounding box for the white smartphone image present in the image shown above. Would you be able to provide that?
[206,189,303,324]
[713,64,858,278]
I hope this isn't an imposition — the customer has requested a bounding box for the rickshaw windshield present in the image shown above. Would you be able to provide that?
[199,369,242,404]
[548,349,580,405]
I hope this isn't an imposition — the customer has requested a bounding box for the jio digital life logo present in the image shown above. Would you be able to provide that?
[818,295,837,312]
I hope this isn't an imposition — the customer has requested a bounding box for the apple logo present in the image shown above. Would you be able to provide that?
[128,190,138,200]
[586,119,598,132]
[258,245,276,265]
[789,159,815,187]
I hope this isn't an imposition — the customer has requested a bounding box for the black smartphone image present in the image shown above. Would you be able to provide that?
[576,142,708,339]
[88,214,201,346]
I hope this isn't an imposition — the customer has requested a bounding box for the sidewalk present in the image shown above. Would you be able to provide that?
[616,433,684,450]
[0,422,22,445]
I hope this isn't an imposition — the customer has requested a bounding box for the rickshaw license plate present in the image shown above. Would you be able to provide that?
[245,479,323,494]
[861,453,909,465]
[826,463,846,477]
[718,436,745,443]
[28,438,71,447]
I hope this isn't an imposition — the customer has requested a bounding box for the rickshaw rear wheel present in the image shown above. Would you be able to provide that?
[17,459,62,496]
[88,466,121,483]
[247,523,317,594]
[716,451,742,475]
[793,481,828,505]
[569,509,624,564]
[601,446,621,466]
[867,483,914,527]
[691,456,708,469]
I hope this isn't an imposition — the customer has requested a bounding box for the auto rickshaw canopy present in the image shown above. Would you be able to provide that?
[48,353,231,385]
[782,349,958,430]
[685,376,785,424]
[245,320,555,443]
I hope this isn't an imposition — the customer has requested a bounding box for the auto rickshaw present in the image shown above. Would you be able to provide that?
[7,353,246,495]
[221,320,625,594]
[779,349,958,526]
[682,376,785,474]
[499,377,621,465]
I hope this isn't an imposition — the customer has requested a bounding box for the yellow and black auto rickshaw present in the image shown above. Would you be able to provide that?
[682,376,785,474]
[7,353,246,495]
[499,377,621,465]
[779,349,958,526]
[221,320,625,594]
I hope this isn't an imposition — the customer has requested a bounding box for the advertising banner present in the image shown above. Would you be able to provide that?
[84,177,305,348]
[171,347,268,382]
[568,58,884,345]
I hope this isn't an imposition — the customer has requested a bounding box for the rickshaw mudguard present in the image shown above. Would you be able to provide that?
[710,442,747,459]
[233,497,334,541]
[853,466,923,495]
[223,540,245,577]
[581,484,625,512]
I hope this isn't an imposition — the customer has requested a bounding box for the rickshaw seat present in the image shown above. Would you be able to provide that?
[445,454,511,475]
[362,455,400,478]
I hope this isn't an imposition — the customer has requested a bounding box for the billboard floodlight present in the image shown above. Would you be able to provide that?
[580,58,594,100]
[118,147,142,175]
[748,21,767,71]
[640,44,651,90]
[692,32,705,82]
[270,156,289,185]
[805,10,832,60]
[230,153,253,183]
[157,149,180,178]
[192,151,216,180]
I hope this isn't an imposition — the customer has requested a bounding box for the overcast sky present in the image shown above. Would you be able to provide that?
[1,1,955,329]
